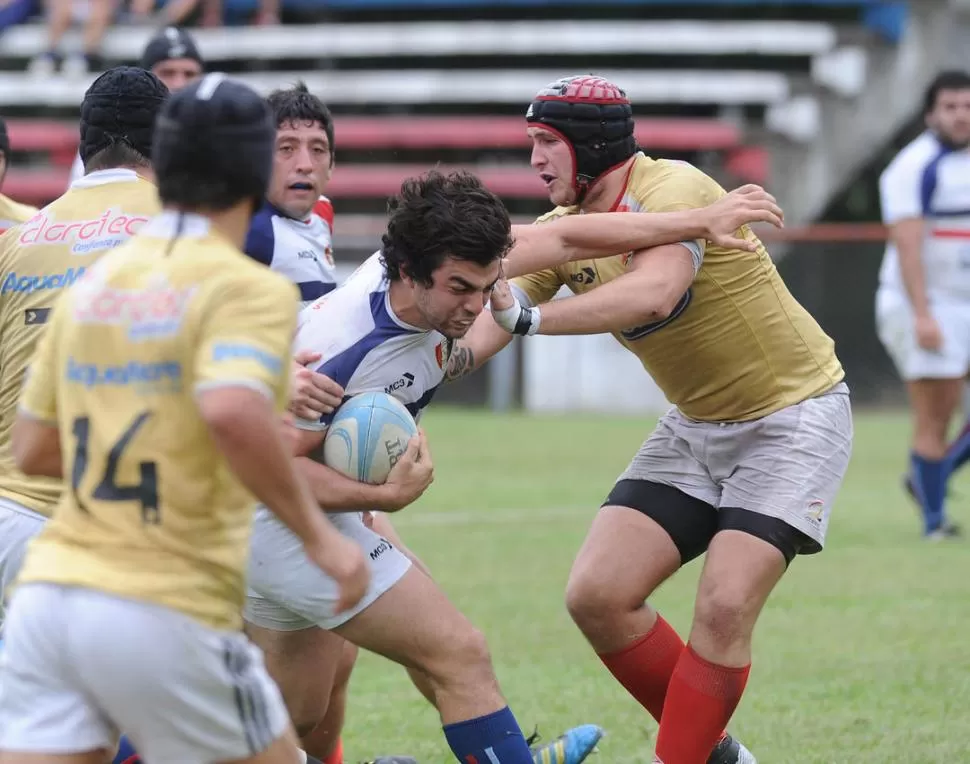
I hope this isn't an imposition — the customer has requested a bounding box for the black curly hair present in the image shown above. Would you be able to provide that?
[381,170,513,287]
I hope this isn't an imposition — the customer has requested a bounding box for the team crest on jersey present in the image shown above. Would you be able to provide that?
[73,274,198,341]
[435,340,452,369]
[19,207,149,255]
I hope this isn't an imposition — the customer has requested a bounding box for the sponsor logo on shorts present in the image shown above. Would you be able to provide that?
[369,538,392,561]
[1,267,85,295]
[18,208,149,254]
[807,499,825,523]
[73,276,198,341]
[211,343,283,375]
[67,357,182,391]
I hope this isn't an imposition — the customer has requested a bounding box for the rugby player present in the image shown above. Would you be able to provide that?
[0,118,39,234]
[250,166,785,764]
[67,26,204,185]
[449,75,851,764]
[0,66,167,625]
[0,73,368,764]
[876,70,970,538]
[246,82,339,309]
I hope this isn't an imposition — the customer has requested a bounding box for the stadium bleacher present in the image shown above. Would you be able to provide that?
[0,0,908,256]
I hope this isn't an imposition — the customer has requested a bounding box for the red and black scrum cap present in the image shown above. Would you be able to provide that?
[526,75,637,197]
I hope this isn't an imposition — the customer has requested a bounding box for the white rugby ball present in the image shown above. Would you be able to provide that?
[322,392,419,484]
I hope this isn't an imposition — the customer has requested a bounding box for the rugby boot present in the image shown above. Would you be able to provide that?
[528,724,604,764]
[707,733,757,764]
[359,758,418,764]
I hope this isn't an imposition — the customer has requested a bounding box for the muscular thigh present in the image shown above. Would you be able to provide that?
[710,383,853,554]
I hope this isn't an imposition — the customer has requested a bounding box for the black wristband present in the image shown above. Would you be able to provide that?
[512,307,535,336]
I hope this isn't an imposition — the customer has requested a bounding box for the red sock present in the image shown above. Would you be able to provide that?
[598,614,685,722]
[654,644,750,764]
[323,738,343,764]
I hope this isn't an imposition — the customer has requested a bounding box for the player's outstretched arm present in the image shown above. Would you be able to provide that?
[505,184,783,279]
[492,244,695,336]
[291,428,434,512]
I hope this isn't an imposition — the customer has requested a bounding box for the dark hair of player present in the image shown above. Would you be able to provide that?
[924,70,970,113]
[381,170,513,287]
[267,81,335,165]
[86,144,151,173]
[154,75,275,213]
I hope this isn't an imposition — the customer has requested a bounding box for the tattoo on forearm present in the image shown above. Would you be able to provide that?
[444,341,476,382]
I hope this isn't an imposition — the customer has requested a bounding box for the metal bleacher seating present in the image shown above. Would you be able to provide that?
[0,0,906,256]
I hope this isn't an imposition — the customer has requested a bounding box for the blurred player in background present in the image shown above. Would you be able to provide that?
[0,118,39,234]
[0,66,166,625]
[246,82,338,308]
[876,70,970,539]
[281,170,783,764]
[452,75,849,764]
[67,26,204,186]
[0,73,368,764]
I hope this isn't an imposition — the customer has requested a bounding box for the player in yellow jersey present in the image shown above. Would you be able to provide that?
[0,74,368,764]
[0,118,38,234]
[0,66,167,626]
[448,76,852,764]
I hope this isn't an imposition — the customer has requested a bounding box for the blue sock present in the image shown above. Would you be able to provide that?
[443,706,533,764]
[112,735,140,764]
[911,452,945,534]
[944,419,970,477]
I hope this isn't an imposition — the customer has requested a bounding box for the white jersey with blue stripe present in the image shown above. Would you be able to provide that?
[291,253,449,431]
[245,199,337,307]
[879,130,970,301]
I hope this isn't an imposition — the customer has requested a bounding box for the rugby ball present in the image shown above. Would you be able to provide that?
[322,392,418,484]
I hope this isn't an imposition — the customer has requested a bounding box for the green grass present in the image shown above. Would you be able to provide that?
[340,408,970,764]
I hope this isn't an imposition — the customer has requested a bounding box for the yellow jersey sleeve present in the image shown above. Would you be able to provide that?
[632,165,725,273]
[511,268,565,307]
[194,276,298,408]
[18,297,63,424]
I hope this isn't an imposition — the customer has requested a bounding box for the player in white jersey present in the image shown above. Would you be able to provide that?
[246,83,338,307]
[876,70,970,539]
[67,27,204,186]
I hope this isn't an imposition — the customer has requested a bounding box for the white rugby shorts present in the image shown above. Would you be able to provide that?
[0,583,289,763]
[244,506,412,631]
[876,288,970,381]
[0,497,46,628]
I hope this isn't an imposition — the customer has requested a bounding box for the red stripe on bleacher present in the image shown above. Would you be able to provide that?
[5,116,742,154]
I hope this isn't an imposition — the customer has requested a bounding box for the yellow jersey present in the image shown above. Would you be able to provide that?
[0,193,38,235]
[513,154,845,422]
[0,169,160,516]
[17,210,299,631]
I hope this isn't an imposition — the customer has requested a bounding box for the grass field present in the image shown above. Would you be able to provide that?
[339,407,969,764]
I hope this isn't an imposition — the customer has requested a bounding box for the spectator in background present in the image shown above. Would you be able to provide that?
[0,118,39,234]
[27,0,119,78]
[66,26,203,184]
[130,0,279,27]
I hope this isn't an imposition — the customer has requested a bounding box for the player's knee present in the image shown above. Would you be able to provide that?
[565,568,628,634]
[691,578,761,649]
[423,622,495,689]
